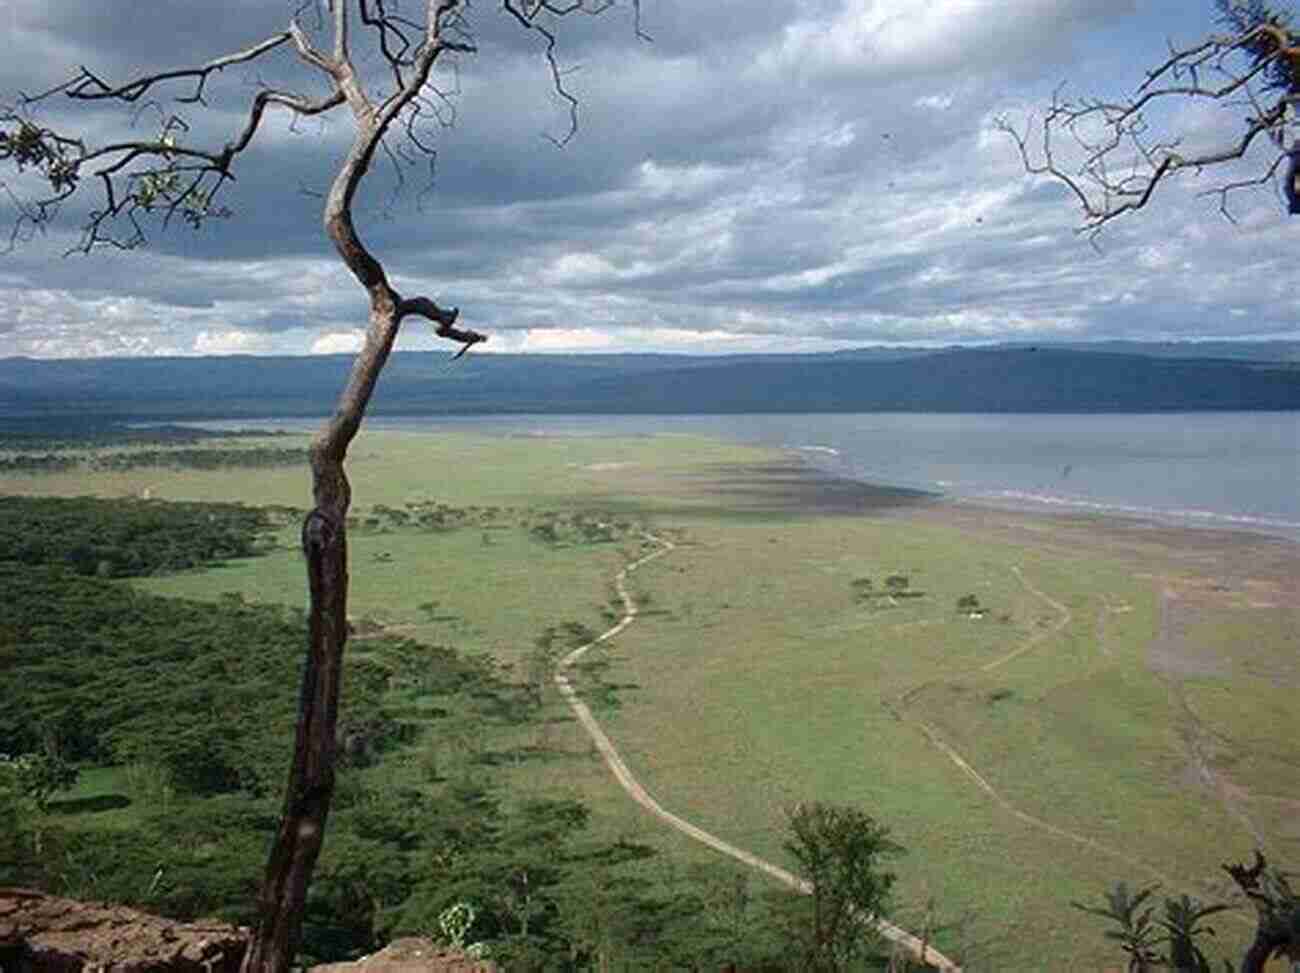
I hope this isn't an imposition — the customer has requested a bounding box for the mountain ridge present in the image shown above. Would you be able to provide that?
[2,343,1297,421]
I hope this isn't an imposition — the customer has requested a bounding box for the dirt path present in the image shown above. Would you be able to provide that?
[899,564,1070,706]
[978,565,1071,673]
[1093,595,1132,659]
[554,531,962,972]
[897,567,1181,881]
[896,567,1244,910]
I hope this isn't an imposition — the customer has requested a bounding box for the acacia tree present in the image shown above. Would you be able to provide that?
[0,2,637,969]
[999,0,1300,235]
[783,801,902,971]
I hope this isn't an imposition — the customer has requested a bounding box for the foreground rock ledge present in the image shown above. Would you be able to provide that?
[313,937,493,972]
[0,887,247,971]
[0,889,494,973]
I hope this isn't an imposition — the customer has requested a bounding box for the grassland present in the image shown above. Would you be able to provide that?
[6,426,1297,970]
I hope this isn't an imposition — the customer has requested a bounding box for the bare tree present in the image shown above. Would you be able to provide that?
[1,2,636,969]
[999,0,1300,236]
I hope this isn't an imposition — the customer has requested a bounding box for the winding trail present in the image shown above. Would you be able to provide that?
[978,566,1071,673]
[896,567,1184,880]
[554,531,962,972]
[897,566,1242,908]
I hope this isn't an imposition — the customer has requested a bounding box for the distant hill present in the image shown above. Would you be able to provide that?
[1,343,1297,423]
[997,339,1300,362]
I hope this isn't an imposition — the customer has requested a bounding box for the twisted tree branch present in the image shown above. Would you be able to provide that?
[1000,9,1300,235]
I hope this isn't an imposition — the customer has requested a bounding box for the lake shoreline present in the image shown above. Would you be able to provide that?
[696,451,1300,576]
[170,412,1300,542]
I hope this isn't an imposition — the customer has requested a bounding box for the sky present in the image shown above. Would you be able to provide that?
[2,0,1297,358]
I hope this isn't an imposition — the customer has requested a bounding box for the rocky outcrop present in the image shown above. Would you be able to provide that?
[0,891,494,973]
[311,938,493,972]
[0,888,247,972]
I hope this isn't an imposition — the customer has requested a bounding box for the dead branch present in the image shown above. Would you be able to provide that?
[398,295,486,356]
[1223,850,1300,973]
[999,9,1300,236]
[25,32,294,105]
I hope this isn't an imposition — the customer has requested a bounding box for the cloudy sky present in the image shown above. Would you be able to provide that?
[2,0,1297,358]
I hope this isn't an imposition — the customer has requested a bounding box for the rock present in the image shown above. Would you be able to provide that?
[0,887,246,972]
[309,938,494,972]
[0,890,490,973]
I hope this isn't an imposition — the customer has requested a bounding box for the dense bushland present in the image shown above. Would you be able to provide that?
[0,495,279,576]
[0,494,834,969]
[0,446,308,475]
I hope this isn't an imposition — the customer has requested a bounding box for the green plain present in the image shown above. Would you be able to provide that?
[7,427,1297,971]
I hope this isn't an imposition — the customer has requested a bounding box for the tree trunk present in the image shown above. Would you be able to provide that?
[240,60,474,959]
[241,293,399,972]
[241,456,351,972]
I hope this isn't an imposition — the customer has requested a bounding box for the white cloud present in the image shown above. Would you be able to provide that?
[310,331,366,354]
[915,94,954,111]
[4,0,1298,360]
[635,160,736,198]
[765,0,1135,80]
[542,252,619,285]
[193,329,275,355]
[517,327,618,352]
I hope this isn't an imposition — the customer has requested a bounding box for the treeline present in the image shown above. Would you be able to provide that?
[351,500,510,534]
[0,495,277,577]
[0,445,307,475]
[349,501,633,549]
[0,421,286,450]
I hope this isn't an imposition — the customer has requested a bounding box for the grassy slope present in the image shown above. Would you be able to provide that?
[588,515,1262,965]
[7,428,1295,969]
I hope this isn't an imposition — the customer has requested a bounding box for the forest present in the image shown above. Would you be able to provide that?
[0,492,855,969]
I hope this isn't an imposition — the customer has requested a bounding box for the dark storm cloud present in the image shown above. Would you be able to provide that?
[2,0,1298,357]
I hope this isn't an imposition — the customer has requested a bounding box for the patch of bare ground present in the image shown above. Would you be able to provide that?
[1148,586,1227,680]
[912,502,1300,589]
[1095,596,1133,658]
[1149,574,1300,855]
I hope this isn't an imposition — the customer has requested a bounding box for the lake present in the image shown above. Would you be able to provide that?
[217,412,1300,541]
